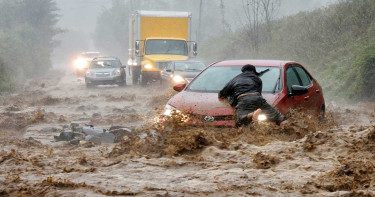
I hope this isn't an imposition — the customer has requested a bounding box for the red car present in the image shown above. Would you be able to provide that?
[164,60,325,127]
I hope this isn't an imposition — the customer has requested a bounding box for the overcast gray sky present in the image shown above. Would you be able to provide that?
[55,0,337,35]
[52,0,338,67]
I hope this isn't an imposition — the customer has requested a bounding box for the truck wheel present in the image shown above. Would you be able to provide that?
[132,74,138,85]
[132,68,140,85]
[140,74,148,86]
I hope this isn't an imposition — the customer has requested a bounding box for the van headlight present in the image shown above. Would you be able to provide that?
[258,114,267,122]
[172,75,185,83]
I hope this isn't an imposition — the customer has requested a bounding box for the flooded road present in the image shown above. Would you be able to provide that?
[0,71,374,196]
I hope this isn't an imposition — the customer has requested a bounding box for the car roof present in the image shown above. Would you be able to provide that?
[172,60,204,63]
[212,59,296,67]
[81,52,100,55]
[92,57,119,61]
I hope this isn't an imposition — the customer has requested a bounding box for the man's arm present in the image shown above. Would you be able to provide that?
[254,76,262,94]
[218,81,232,99]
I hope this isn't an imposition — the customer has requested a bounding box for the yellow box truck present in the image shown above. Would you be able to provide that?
[127,11,197,85]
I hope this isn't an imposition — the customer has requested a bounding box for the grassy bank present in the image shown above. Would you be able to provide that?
[201,0,375,101]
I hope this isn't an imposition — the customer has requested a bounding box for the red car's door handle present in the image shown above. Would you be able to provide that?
[316,89,320,93]
[304,96,310,100]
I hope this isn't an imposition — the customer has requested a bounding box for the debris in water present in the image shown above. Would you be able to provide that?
[252,152,280,169]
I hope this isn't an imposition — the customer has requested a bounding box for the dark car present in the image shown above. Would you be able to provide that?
[84,57,126,88]
[164,60,325,127]
[160,60,206,84]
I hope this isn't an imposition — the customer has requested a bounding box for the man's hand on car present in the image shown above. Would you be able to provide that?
[218,97,227,103]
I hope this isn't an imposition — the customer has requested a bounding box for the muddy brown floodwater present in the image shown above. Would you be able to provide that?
[0,71,375,196]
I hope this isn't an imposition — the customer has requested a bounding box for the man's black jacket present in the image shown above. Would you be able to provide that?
[218,71,262,107]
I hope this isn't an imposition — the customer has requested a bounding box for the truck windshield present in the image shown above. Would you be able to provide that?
[145,39,187,56]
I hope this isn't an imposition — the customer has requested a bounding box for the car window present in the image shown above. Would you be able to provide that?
[261,68,281,93]
[286,66,301,92]
[294,66,312,87]
[90,60,120,69]
[187,66,280,93]
[174,62,205,72]
[174,63,186,71]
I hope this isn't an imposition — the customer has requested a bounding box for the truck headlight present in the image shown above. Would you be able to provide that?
[144,64,153,69]
[172,75,185,83]
[258,114,267,122]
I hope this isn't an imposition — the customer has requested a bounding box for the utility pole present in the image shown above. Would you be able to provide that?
[197,0,203,42]
[220,0,231,33]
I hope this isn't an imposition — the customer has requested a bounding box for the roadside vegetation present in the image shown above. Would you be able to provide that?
[0,0,60,93]
[201,0,375,101]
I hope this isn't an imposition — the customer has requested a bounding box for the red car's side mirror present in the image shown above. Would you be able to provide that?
[289,85,308,97]
[173,83,186,92]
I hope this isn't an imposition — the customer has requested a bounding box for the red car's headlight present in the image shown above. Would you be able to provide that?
[258,114,267,121]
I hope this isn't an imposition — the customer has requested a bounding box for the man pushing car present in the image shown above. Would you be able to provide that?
[218,64,288,127]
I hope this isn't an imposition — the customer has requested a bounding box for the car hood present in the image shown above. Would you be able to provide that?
[173,71,201,79]
[168,91,280,116]
[88,68,118,73]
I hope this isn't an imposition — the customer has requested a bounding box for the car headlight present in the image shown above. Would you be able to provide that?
[163,104,176,116]
[144,64,153,69]
[112,68,121,76]
[74,58,87,70]
[85,71,91,76]
[172,75,185,83]
[161,104,189,123]
[258,114,267,122]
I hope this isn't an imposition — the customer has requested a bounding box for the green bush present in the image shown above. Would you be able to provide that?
[0,59,15,93]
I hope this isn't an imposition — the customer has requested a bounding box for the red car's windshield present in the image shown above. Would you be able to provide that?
[186,66,281,93]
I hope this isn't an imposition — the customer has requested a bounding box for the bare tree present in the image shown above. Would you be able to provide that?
[260,0,280,40]
[242,0,280,50]
[220,0,231,33]
[242,0,262,50]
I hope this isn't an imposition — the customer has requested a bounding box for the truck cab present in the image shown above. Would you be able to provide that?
[128,11,197,85]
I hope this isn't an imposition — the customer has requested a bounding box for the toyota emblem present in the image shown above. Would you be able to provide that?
[204,116,215,122]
